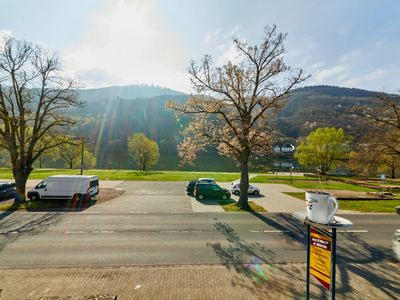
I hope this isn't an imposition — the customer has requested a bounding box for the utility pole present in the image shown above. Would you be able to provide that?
[80,137,84,175]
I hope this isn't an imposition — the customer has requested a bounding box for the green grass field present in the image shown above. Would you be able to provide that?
[219,199,267,212]
[250,175,374,191]
[0,168,240,182]
[283,192,400,213]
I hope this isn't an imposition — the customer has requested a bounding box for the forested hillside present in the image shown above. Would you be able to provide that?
[53,84,386,171]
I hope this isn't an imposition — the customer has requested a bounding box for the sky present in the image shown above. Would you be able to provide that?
[1,0,399,93]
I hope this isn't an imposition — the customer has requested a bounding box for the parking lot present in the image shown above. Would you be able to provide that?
[86,180,306,213]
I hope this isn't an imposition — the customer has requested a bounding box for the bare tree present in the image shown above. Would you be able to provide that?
[168,26,308,209]
[351,94,400,177]
[0,37,81,204]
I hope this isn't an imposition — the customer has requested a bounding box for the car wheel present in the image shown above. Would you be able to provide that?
[198,194,204,200]
[234,190,240,196]
[222,195,228,200]
[253,190,259,196]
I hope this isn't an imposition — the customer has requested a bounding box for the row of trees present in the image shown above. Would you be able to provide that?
[0,36,159,203]
[1,26,398,209]
[26,133,160,171]
[294,93,400,179]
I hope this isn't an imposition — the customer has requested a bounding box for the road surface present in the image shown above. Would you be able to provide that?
[0,211,397,268]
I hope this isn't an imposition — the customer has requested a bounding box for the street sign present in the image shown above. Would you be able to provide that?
[309,226,331,290]
[292,211,353,300]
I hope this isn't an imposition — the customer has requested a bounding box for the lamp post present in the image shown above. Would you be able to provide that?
[290,166,294,184]
[80,136,84,175]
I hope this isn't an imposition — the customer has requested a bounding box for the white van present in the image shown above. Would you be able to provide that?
[27,175,99,201]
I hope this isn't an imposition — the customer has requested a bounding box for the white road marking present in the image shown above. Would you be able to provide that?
[64,230,115,234]
[337,229,368,233]
[159,230,203,233]
[250,230,290,233]
[0,231,18,234]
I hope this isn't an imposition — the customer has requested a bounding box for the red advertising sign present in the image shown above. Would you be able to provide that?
[309,226,331,290]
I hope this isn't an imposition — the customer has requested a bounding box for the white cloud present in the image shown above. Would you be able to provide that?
[216,42,243,65]
[342,69,386,87]
[312,65,348,84]
[62,0,190,92]
[0,30,12,39]
[0,30,12,48]
[204,28,221,45]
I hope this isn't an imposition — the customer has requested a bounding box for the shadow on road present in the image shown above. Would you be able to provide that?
[207,220,328,298]
[248,212,400,299]
[0,210,63,252]
[207,221,276,293]
[25,198,97,212]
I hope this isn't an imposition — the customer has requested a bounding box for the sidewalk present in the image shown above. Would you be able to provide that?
[0,262,398,299]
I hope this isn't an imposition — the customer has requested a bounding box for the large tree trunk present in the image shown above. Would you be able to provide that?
[13,164,30,205]
[238,158,250,210]
[391,166,396,179]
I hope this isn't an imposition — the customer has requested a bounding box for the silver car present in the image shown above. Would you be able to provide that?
[230,182,260,196]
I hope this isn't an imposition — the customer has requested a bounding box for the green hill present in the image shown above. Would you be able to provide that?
[54,84,386,171]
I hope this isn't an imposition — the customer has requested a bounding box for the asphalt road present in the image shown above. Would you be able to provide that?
[0,211,398,268]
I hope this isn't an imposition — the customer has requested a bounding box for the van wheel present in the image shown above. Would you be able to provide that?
[234,190,240,196]
[72,194,81,203]
[197,194,204,200]
[29,193,40,201]
[253,190,259,196]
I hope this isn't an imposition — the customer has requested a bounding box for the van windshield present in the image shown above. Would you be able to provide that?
[36,181,47,189]
[90,180,99,188]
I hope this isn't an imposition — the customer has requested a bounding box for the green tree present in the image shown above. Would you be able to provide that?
[52,140,96,169]
[295,127,351,179]
[128,133,159,171]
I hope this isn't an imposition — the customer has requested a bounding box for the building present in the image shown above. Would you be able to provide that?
[273,143,295,154]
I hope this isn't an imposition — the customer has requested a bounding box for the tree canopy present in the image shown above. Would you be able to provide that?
[168,25,308,208]
[0,36,80,203]
[128,133,159,171]
[295,127,351,175]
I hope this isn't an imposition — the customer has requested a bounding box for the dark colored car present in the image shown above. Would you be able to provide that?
[185,180,197,195]
[194,182,231,200]
[185,178,215,195]
[0,182,16,200]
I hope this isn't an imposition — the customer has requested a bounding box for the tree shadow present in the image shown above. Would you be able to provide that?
[207,221,276,293]
[0,210,63,252]
[25,197,97,212]
[335,232,400,299]
[248,212,400,298]
[207,220,328,298]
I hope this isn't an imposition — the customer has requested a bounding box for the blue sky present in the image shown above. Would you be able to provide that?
[1,0,399,93]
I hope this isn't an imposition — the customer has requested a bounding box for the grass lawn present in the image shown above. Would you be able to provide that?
[0,168,240,182]
[283,192,400,213]
[0,202,27,211]
[250,175,374,191]
[219,199,267,212]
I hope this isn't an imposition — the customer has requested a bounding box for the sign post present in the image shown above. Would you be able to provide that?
[293,211,352,300]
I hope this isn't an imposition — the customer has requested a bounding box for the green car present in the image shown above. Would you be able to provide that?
[194,182,231,200]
